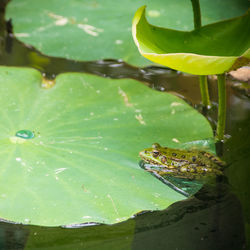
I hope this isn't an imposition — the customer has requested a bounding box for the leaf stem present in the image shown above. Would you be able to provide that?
[216,73,226,141]
[191,0,201,30]
[199,75,211,107]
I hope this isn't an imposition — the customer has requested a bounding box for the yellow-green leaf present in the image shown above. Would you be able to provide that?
[132,6,250,75]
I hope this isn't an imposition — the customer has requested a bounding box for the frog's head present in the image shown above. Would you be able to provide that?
[139,143,168,166]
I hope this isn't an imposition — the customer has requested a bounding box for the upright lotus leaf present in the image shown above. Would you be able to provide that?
[0,66,214,226]
[5,0,249,66]
[132,6,250,75]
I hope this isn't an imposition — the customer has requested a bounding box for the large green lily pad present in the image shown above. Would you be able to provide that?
[5,0,249,66]
[132,6,250,75]
[0,66,214,226]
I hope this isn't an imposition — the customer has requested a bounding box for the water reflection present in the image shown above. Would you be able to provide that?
[0,182,245,249]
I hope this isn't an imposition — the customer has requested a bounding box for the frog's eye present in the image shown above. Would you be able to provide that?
[172,153,177,157]
[152,150,160,157]
[152,143,160,149]
[160,155,167,164]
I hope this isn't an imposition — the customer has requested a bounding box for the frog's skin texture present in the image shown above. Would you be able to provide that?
[139,143,225,179]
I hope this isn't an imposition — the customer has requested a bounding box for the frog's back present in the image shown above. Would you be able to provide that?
[161,146,224,168]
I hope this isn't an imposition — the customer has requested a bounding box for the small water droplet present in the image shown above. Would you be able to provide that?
[15,130,34,139]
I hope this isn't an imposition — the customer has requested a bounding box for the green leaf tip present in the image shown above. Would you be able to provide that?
[132,6,250,75]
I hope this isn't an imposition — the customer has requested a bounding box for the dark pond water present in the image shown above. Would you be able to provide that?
[0,1,249,249]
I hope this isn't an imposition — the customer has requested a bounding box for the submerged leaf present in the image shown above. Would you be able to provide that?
[132,6,250,74]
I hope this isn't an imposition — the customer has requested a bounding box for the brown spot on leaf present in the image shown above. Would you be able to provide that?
[229,56,250,72]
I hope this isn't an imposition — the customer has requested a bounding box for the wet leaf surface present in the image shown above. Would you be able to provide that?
[0,66,214,226]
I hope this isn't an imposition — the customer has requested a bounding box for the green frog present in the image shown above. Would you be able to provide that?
[139,143,225,179]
